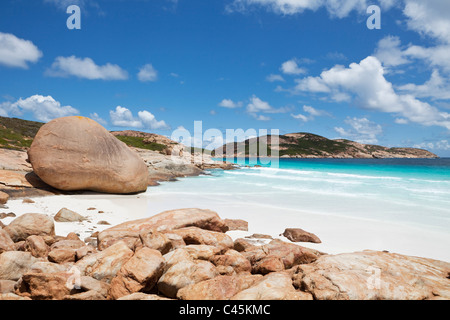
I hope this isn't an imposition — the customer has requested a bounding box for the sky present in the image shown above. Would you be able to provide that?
[0,0,450,156]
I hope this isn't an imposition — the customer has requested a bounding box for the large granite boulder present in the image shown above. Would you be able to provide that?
[27,116,148,194]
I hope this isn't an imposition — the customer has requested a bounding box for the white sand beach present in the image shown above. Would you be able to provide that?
[2,181,449,262]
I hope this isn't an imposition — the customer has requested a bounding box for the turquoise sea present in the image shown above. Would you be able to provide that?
[147,158,450,260]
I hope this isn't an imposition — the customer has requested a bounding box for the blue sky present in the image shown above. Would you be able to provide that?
[1,0,450,155]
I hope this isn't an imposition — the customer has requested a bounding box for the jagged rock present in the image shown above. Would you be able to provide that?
[97,208,228,250]
[0,191,9,205]
[0,229,15,253]
[0,251,36,281]
[27,116,148,194]
[282,228,321,244]
[157,259,219,298]
[63,290,106,300]
[224,219,248,231]
[210,249,252,275]
[0,293,32,300]
[48,248,76,264]
[24,235,49,258]
[108,247,165,299]
[231,272,313,300]
[177,274,263,300]
[54,208,85,222]
[139,229,172,255]
[170,227,233,250]
[75,241,133,283]
[79,276,110,298]
[4,213,55,242]
[0,279,16,294]
[292,251,450,300]
[18,272,74,300]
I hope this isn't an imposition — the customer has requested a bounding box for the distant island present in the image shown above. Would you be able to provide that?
[0,116,438,159]
[214,133,438,159]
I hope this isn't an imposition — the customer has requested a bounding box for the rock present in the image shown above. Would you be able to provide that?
[157,259,219,298]
[0,251,36,281]
[117,292,173,300]
[48,248,76,264]
[246,233,273,239]
[0,279,16,293]
[242,239,322,272]
[170,227,234,250]
[97,208,228,250]
[252,256,285,275]
[108,247,165,299]
[139,229,172,255]
[65,232,81,241]
[19,272,73,300]
[54,208,85,222]
[293,251,450,300]
[224,219,248,231]
[0,293,31,300]
[24,235,49,258]
[282,228,321,244]
[0,229,15,253]
[22,198,35,204]
[163,232,186,250]
[28,116,148,194]
[231,272,313,300]
[0,191,9,205]
[210,249,252,275]
[182,245,221,261]
[79,276,110,297]
[75,245,96,261]
[233,238,258,252]
[50,239,85,250]
[4,213,55,242]
[97,220,111,225]
[29,262,68,274]
[63,290,106,300]
[177,274,263,300]
[75,241,134,283]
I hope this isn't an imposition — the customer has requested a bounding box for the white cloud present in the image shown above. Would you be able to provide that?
[227,0,377,18]
[397,70,450,101]
[246,95,289,114]
[395,118,408,124]
[89,112,107,125]
[46,56,128,80]
[254,114,271,121]
[404,44,450,74]
[291,105,331,122]
[109,106,168,130]
[414,140,450,151]
[280,59,306,75]
[218,99,243,108]
[335,117,383,144]
[0,95,79,122]
[295,56,450,130]
[0,32,42,69]
[266,74,285,82]
[403,0,450,44]
[374,36,410,67]
[138,64,158,82]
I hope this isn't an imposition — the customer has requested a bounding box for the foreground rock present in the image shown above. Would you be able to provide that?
[4,213,55,242]
[27,116,148,194]
[97,208,228,250]
[0,191,8,205]
[293,251,450,300]
[108,248,165,299]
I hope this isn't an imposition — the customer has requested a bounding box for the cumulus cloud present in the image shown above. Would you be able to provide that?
[334,117,383,144]
[266,74,285,82]
[0,32,43,69]
[295,56,450,130]
[109,106,168,130]
[403,0,450,44]
[374,36,410,67]
[397,70,450,101]
[414,140,450,151]
[89,112,107,125]
[46,56,128,80]
[246,95,289,114]
[138,64,158,82]
[0,95,79,122]
[280,59,306,75]
[218,99,243,108]
[291,105,331,122]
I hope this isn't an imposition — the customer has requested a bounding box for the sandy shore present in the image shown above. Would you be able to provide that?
[1,184,449,262]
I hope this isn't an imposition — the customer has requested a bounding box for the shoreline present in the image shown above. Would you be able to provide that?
[2,177,449,263]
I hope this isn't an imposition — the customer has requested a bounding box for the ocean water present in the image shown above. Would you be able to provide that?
[146,158,450,259]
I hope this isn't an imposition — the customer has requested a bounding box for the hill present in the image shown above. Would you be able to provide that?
[214,132,438,159]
